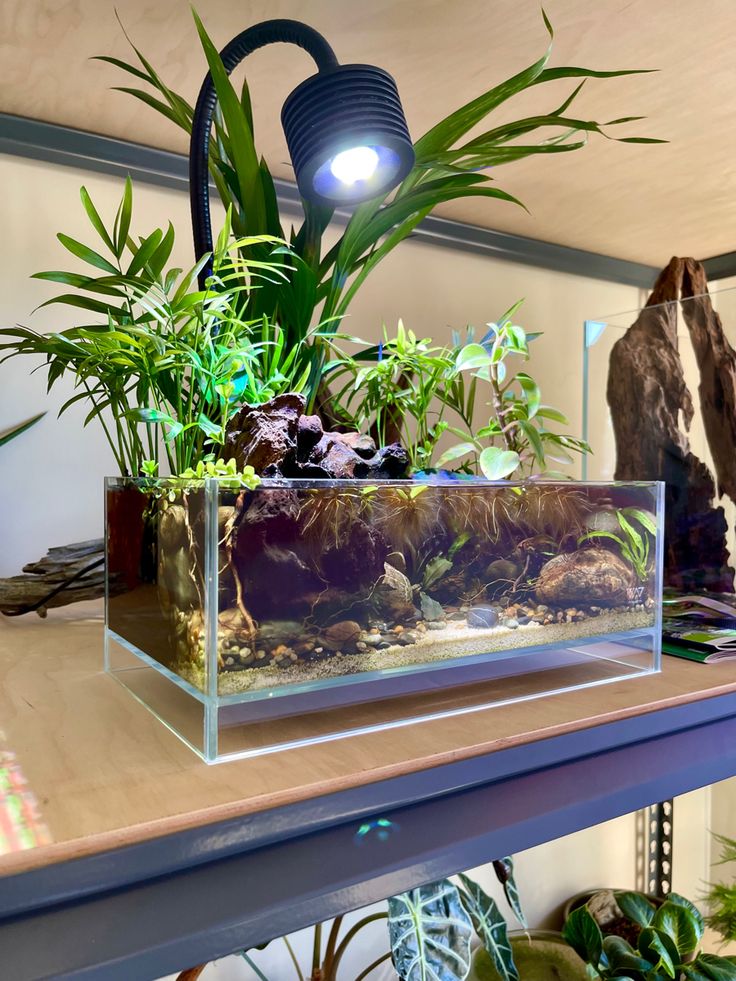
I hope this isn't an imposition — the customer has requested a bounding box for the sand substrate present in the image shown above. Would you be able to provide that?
[215,607,655,697]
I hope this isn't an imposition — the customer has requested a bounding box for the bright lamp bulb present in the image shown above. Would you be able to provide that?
[330,146,379,185]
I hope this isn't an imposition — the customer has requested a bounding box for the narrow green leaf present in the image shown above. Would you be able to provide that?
[0,412,46,447]
[57,233,119,274]
[79,187,116,253]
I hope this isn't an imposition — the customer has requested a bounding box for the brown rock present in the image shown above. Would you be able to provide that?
[224,393,305,473]
[321,620,362,652]
[535,548,636,607]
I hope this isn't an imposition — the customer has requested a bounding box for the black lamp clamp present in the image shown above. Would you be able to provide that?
[189,18,415,285]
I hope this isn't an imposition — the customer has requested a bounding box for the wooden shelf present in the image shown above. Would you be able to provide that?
[3,601,736,979]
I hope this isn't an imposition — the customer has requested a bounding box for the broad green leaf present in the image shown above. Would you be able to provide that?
[562,906,603,967]
[615,891,656,928]
[698,953,736,980]
[437,442,478,468]
[0,412,46,447]
[456,344,492,372]
[57,233,119,274]
[458,874,518,981]
[127,407,174,425]
[637,927,678,978]
[536,405,570,424]
[515,372,540,417]
[653,901,701,956]
[479,447,520,480]
[602,935,652,974]
[196,413,221,438]
[667,894,704,939]
[389,880,473,981]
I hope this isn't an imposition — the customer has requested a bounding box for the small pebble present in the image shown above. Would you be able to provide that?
[502,618,520,629]
[362,633,383,646]
[426,620,447,630]
[314,646,324,654]
[356,641,368,651]
[398,630,419,645]
[394,625,404,634]
[517,615,531,625]
[467,606,499,629]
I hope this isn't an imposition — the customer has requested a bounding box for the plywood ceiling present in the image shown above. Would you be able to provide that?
[1,0,735,266]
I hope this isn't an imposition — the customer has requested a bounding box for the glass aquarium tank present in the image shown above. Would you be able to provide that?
[105,477,663,762]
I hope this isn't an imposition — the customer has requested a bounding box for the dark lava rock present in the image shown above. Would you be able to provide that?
[535,548,636,607]
[225,393,304,473]
[321,520,389,590]
[467,606,500,628]
[244,545,323,608]
[224,393,410,480]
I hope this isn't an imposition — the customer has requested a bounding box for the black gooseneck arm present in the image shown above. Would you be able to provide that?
[189,19,338,287]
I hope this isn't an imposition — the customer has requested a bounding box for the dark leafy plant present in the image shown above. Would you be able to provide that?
[97,8,661,397]
[224,859,525,981]
[0,182,313,476]
[563,890,736,980]
[578,507,657,581]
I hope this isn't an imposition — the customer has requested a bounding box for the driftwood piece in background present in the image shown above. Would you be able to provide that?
[0,539,105,617]
[607,257,734,591]
[677,258,736,501]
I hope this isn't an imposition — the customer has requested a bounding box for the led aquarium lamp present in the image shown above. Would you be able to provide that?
[189,18,414,283]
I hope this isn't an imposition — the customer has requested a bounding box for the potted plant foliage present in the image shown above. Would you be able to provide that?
[563,890,736,980]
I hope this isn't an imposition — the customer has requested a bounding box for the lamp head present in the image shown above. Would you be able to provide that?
[282,64,415,207]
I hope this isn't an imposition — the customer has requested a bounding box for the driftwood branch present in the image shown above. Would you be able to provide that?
[0,539,106,617]
[607,256,734,591]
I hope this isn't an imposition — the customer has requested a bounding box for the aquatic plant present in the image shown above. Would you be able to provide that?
[563,890,736,981]
[373,484,442,551]
[99,9,660,410]
[0,184,313,476]
[578,507,657,582]
[297,487,369,552]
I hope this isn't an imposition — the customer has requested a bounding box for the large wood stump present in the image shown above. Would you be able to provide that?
[607,257,735,591]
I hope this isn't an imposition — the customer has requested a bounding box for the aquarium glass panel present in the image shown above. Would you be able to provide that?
[105,477,663,762]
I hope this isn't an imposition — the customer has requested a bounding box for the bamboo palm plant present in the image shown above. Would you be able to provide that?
[98,9,661,406]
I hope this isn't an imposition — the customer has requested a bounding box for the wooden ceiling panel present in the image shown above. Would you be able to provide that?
[2,0,735,264]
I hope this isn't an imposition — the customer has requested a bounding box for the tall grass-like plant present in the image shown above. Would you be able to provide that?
[0,181,312,475]
[98,9,661,398]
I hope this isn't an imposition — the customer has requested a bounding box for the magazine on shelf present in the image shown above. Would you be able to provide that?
[662,593,736,662]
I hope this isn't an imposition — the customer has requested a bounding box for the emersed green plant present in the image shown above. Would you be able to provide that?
[0,412,45,448]
[327,321,459,471]
[327,305,588,479]
[99,8,660,390]
[563,890,736,981]
[141,457,260,495]
[442,303,590,479]
[704,833,736,944]
[0,181,315,477]
[579,507,657,581]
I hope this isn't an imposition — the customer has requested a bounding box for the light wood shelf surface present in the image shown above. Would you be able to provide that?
[3,601,736,878]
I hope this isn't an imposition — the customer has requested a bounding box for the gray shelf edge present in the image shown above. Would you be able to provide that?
[2,684,736,981]
[0,112,665,288]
